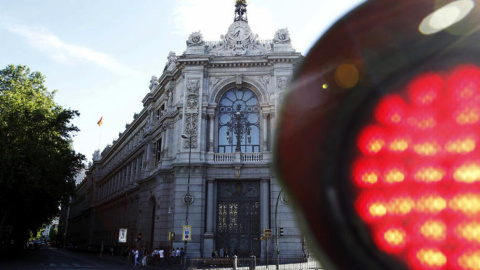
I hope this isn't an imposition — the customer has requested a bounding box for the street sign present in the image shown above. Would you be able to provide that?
[183,225,192,241]
[118,228,127,243]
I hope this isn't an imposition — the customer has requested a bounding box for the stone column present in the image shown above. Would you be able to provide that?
[163,127,169,158]
[261,179,269,228]
[130,162,135,184]
[262,111,269,152]
[260,179,270,260]
[206,180,215,232]
[270,111,275,152]
[208,113,215,152]
[201,113,208,152]
[135,156,141,181]
[204,179,215,258]
[146,143,152,170]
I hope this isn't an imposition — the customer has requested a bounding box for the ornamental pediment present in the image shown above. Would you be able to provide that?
[210,21,269,56]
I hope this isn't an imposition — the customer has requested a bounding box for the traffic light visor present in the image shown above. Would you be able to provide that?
[275,1,480,269]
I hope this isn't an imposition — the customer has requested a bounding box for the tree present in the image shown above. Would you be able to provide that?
[0,65,85,253]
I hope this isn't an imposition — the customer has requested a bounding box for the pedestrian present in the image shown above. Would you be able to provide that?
[142,249,148,267]
[175,247,181,264]
[219,248,224,258]
[139,248,144,267]
[134,248,139,267]
[153,247,159,263]
[159,247,165,266]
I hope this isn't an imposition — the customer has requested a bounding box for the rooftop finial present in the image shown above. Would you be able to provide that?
[234,0,247,22]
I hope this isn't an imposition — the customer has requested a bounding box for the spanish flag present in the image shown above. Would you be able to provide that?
[97,116,103,126]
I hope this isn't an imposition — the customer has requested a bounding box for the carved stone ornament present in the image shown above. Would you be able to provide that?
[182,193,195,205]
[184,113,198,149]
[187,79,200,94]
[185,78,200,149]
[277,76,288,92]
[209,77,222,88]
[187,98,198,110]
[259,75,270,90]
[235,166,241,179]
[187,31,205,47]
[236,74,243,88]
[273,28,291,44]
[149,76,159,90]
[210,21,268,56]
[165,51,177,72]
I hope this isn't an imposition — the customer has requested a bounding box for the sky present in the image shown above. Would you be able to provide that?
[0,0,364,163]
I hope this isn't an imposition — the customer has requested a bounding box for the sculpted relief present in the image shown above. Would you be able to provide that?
[210,21,269,56]
[273,28,291,44]
[186,31,205,47]
[184,79,200,149]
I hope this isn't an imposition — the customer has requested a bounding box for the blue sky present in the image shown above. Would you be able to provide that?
[0,0,364,163]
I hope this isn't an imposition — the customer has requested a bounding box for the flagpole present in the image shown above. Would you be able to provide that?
[97,116,103,151]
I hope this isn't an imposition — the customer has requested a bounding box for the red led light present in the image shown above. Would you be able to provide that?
[353,64,480,269]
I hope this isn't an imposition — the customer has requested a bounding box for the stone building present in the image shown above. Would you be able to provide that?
[67,0,303,258]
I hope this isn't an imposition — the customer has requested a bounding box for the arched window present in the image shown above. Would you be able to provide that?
[218,88,260,153]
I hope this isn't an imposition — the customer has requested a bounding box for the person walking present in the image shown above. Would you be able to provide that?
[159,247,165,266]
[134,248,139,267]
[175,247,181,264]
[142,248,148,267]
[153,247,159,263]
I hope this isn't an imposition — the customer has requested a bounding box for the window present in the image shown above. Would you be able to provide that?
[218,88,260,153]
[155,138,162,164]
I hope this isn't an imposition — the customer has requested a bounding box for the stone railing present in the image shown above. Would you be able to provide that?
[212,152,265,163]
[213,153,236,163]
[241,152,263,162]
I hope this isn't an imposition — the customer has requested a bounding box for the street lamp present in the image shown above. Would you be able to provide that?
[226,104,252,152]
[275,188,284,270]
[181,133,193,258]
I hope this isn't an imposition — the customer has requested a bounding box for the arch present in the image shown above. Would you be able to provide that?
[217,87,261,153]
[209,77,269,104]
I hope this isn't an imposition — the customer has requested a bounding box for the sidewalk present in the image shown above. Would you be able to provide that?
[97,253,185,270]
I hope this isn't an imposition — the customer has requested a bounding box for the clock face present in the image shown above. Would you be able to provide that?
[228,21,251,41]
[233,27,245,39]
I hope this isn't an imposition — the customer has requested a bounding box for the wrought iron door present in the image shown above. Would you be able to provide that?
[216,181,260,257]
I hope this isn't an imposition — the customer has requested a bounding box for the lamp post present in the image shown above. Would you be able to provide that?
[181,133,193,258]
[226,104,251,152]
[275,189,284,270]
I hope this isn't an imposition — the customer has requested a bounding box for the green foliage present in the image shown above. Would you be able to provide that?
[28,228,45,242]
[0,65,85,249]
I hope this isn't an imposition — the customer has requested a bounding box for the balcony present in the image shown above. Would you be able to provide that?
[211,152,268,163]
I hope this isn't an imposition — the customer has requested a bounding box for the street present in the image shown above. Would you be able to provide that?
[0,247,135,270]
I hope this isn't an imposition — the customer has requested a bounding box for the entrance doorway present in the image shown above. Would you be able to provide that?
[216,180,260,257]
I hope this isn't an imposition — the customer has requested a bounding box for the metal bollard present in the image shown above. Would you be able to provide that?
[249,255,256,270]
[233,255,238,270]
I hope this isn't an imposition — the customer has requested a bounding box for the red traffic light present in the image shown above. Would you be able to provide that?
[275,1,480,270]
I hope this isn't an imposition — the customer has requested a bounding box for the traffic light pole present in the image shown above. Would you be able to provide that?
[275,188,284,270]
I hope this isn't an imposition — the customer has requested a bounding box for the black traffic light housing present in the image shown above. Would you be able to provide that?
[275,1,480,270]
[279,227,284,237]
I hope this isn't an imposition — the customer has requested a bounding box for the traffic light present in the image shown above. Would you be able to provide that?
[275,1,480,270]
[137,233,142,241]
[279,227,284,237]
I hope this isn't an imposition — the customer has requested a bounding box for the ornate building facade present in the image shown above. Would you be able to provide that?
[68,1,303,258]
